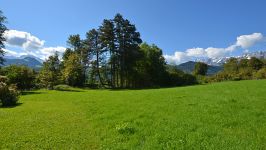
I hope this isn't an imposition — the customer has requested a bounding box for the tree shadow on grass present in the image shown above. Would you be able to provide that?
[54,89,84,92]
[0,102,23,109]
[21,91,44,95]
[107,83,200,91]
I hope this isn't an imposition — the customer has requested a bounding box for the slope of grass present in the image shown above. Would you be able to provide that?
[0,80,266,149]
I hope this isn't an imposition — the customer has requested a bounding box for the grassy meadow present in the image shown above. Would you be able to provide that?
[0,80,266,149]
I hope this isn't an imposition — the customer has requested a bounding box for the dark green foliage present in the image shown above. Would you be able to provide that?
[99,19,116,87]
[85,29,103,86]
[62,48,74,61]
[38,53,61,89]
[0,76,19,107]
[224,58,238,73]
[62,53,84,87]
[239,59,249,68]
[209,57,266,82]
[248,57,263,70]
[166,65,197,86]
[176,61,222,75]
[38,13,198,89]
[113,14,142,88]
[1,65,36,90]
[254,68,266,79]
[193,62,208,75]
[134,43,168,87]
[67,34,83,51]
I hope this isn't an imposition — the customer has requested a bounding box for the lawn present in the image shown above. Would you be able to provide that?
[0,80,265,149]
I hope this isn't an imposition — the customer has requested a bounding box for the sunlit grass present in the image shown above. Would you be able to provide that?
[0,80,265,149]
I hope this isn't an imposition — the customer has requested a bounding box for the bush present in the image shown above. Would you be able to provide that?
[254,68,266,79]
[0,75,8,82]
[195,75,208,84]
[53,84,73,91]
[2,65,36,90]
[0,82,19,107]
[238,68,253,80]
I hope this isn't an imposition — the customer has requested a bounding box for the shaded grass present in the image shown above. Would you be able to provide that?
[0,80,266,149]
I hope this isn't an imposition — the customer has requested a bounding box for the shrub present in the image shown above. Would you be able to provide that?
[238,68,253,80]
[53,84,73,91]
[254,68,266,79]
[0,75,8,82]
[0,82,19,107]
[2,65,36,90]
[195,75,208,84]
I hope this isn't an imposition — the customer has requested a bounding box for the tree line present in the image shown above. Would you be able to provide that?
[37,14,197,89]
[207,57,266,82]
[0,12,197,93]
[1,9,266,106]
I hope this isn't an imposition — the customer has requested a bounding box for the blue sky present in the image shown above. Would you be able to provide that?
[1,0,266,63]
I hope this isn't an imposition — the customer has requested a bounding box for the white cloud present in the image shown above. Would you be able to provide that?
[186,48,206,57]
[3,48,27,57]
[236,33,263,49]
[164,52,189,64]
[3,49,19,56]
[165,33,265,64]
[39,47,66,59]
[3,29,66,60]
[205,47,228,58]
[4,30,45,51]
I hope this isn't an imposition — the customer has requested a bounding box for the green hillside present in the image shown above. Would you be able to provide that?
[0,80,265,149]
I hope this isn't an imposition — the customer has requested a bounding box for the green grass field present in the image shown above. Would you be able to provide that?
[0,80,266,149]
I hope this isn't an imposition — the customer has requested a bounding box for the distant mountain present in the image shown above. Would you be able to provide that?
[241,51,266,59]
[176,51,266,75]
[3,56,43,69]
[177,61,223,75]
[19,55,44,63]
[200,51,266,66]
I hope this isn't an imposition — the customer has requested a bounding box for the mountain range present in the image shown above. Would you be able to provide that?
[176,61,223,75]
[2,55,43,69]
[177,51,266,75]
[2,51,266,73]
[200,51,266,66]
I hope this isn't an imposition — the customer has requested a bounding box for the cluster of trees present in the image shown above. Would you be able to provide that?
[209,57,266,82]
[37,14,197,89]
[193,62,208,76]
[0,10,19,107]
[0,11,196,94]
[1,9,266,106]
[0,65,36,90]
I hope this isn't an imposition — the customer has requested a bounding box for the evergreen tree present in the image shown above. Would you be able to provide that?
[224,58,238,73]
[85,29,104,86]
[62,53,83,86]
[193,62,208,76]
[248,57,263,70]
[99,19,116,87]
[113,14,142,87]
[67,34,87,84]
[38,53,61,89]
[137,43,167,86]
